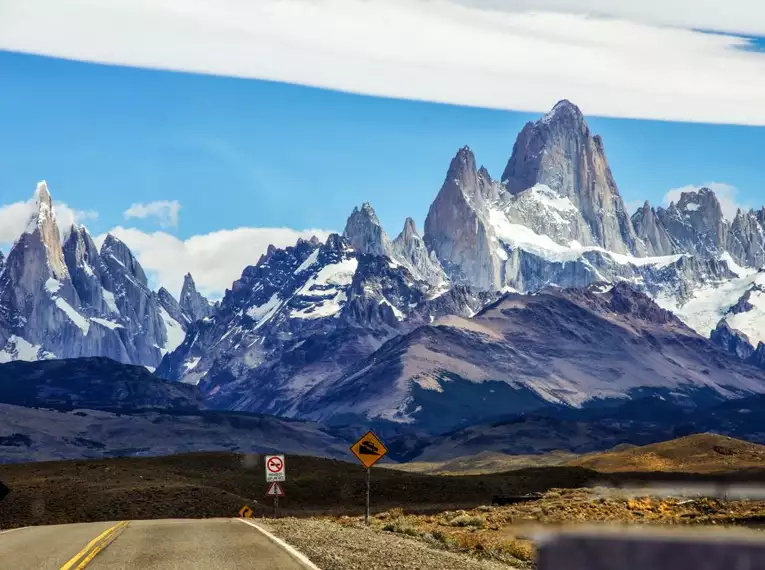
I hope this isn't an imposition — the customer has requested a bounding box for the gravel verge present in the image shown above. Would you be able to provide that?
[262,517,517,570]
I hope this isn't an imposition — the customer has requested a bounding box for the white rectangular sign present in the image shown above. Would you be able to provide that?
[265,454,286,482]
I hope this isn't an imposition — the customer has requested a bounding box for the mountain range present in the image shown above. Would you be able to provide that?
[2,99,765,440]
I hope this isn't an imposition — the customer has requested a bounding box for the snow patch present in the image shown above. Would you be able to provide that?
[294,249,320,274]
[296,258,358,298]
[183,356,201,372]
[656,272,765,343]
[159,306,186,354]
[0,335,56,363]
[45,278,62,294]
[720,252,757,279]
[90,317,123,330]
[488,205,685,269]
[246,293,282,324]
[54,298,90,334]
[524,184,577,212]
[102,289,119,314]
[379,297,405,320]
[292,290,348,320]
[290,257,358,320]
[727,285,765,346]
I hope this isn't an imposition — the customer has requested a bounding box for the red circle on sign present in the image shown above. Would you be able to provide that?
[267,457,283,473]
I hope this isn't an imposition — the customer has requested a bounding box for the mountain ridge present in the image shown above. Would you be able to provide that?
[3,99,765,436]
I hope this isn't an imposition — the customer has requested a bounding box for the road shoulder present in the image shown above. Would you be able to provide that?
[261,517,516,570]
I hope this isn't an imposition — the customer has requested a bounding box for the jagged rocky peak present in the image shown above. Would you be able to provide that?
[180,273,213,322]
[157,286,188,325]
[391,217,448,285]
[728,208,765,269]
[343,202,391,256]
[62,225,101,275]
[444,146,488,202]
[631,200,677,256]
[399,217,418,241]
[539,99,586,128]
[61,224,109,309]
[424,146,503,291]
[24,181,69,280]
[712,319,754,350]
[657,187,728,260]
[501,99,641,255]
[675,187,725,219]
[100,234,148,286]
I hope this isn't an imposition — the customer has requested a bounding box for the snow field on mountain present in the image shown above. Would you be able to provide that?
[290,257,358,320]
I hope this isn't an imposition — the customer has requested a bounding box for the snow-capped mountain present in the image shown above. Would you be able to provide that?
[157,228,484,415]
[0,182,210,366]
[422,101,765,348]
[3,99,765,436]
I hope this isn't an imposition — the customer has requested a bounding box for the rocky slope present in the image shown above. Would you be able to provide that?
[0,357,203,411]
[0,183,210,368]
[293,283,765,433]
[157,225,485,419]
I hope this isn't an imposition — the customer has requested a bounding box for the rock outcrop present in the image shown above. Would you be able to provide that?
[501,100,641,255]
[179,273,213,323]
[424,146,504,290]
[631,201,678,257]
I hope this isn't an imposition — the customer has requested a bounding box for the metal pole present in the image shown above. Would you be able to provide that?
[274,495,278,519]
[365,467,371,525]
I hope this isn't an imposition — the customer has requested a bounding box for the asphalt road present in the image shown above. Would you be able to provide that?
[0,518,313,569]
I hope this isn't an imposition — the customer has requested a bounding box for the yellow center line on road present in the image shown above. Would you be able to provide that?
[59,520,130,570]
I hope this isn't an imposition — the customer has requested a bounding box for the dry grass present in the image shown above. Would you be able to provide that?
[568,434,765,474]
[388,450,579,476]
[321,485,765,569]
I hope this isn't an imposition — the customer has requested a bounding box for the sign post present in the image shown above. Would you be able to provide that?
[350,431,388,525]
[266,481,285,518]
[264,455,286,518]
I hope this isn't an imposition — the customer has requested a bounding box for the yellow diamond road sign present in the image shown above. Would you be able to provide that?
[350,431,388,468]
[239,505,253,518]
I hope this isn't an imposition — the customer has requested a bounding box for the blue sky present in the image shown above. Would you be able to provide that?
[1,47,764,297]
[2,50,763,240]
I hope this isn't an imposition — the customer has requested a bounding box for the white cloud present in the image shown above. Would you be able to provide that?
[663,182,751,220]
[94,226,333,299]
[452,1,765,36]
[1,0,765,125]
[0,196,98,245]
[124,200,181,228]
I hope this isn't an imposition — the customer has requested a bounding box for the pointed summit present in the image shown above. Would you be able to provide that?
[445,146,480,195]
[656,187,728,260]
[100,234,149,286]
[424,148,503,290]
[501,100,640,256]
[400,217,418,241]
[631,200,677,256]
[539,99,585,126]
[21,181,69,279]
[392,216,448,286]
[343,202,391,256]
[158,285,189,325]
[180,273,213,323]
